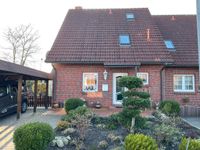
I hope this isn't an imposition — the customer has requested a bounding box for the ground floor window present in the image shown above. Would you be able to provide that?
[82,73,98,92]
[137,72,149,85]
[173,74,195,92]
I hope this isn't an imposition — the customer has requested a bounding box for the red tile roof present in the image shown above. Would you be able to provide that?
[46,8,197,67]
[153,15,197,66]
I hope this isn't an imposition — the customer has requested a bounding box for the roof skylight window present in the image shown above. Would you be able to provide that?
[119,34,131,45]
[164,40,175,49]
[126,13,135,21]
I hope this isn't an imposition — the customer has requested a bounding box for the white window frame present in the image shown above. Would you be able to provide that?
[173,74,195,92]
[82,73,98,92]
[136,72,149,85]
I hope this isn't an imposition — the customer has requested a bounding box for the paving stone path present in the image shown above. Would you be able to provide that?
[0,108,63,150]
[183,117,200,130]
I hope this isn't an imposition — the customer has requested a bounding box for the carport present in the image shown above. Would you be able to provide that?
[0,59,52,119]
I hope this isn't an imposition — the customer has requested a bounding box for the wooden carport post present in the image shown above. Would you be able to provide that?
[33,80,38,113]
[17,75,23,119]
[45,80,49,109]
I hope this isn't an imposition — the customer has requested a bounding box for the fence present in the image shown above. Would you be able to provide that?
[181,105,200,117]
[27,96,52,107]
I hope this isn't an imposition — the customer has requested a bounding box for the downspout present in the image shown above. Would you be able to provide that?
[196,0,200,90]
[52,64,57,104]
[160,66,165,102]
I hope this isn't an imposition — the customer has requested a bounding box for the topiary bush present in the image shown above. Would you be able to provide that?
[13,122,54,150]
[64,98,85,112]
[124,133,158,150]
[179,137,200,150]
[118,76,150,127]
[159,100,180,116]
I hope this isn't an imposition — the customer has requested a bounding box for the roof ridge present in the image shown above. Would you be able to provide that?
[153,14,196,17]
[69,8,149,11]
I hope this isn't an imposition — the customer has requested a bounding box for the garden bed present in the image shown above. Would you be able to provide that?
[48,110,200,150]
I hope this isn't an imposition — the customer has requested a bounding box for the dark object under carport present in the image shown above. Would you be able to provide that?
[0,59,52,119]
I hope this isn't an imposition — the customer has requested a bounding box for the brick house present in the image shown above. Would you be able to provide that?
[46,8,199,108]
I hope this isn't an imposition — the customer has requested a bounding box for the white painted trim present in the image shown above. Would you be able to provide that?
[82,73,98,92]
[173,74,195,92]
[136,72,149,85]
[112,73,128,105]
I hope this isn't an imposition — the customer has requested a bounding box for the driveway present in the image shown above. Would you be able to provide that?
[0,108,64,150]
[182,117,200,130]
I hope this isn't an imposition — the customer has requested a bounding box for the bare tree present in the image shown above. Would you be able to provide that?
[2,24,40,65]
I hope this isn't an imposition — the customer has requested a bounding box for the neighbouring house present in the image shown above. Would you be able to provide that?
[46,7,199,108]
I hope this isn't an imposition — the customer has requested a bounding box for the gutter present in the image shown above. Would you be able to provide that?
[160,66,166,102]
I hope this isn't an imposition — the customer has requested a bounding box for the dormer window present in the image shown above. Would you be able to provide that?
[164,40,175,49]
[126,13,135,21]
[119,34,131,45]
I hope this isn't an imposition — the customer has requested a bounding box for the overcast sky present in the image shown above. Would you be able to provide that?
[0,0,196,73]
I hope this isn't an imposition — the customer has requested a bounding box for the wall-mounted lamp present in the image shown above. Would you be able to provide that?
[103,70,108,80]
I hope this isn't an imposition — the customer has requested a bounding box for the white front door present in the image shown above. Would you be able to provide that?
[113,73,128,105]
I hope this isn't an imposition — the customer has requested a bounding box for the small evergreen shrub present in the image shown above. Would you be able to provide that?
[56,120,70,130]
[118,76,150,127]
[154,123,183,149]
[179,137,200,150]
[64,98,85,112]
[159,100,180,116]
[124,134,158,150]
[91,114,120,130]
[135,116,147,129]
[13,122,54,150]
[62,106,93,122]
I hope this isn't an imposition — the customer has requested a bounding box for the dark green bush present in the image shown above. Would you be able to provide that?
[124,134,158,150]
[119,76,143,89]
[159,100,180,116]
[64,98,85,112]
[123,91,150,99]
[118,76,150,128]
[179,137,200,150]
[13,122,54,150]
[135,116,147,129]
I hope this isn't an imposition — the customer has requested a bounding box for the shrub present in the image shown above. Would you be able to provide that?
[124,134,158,150]
[64,98,85,112]
[56,120,70,130]
[62,106,93,122]
[13,122,54,150]
[118,76,150,128]
[135,116,147,129]
[91,114,120,130]
[154,123,183,149]
[159,100,180,116]
[179,137,200,150]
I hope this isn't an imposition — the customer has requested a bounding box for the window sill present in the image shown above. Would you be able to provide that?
[173,91,196,95]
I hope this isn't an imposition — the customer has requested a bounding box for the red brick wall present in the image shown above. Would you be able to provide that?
[164,67,200,106]
[53,64,164,107]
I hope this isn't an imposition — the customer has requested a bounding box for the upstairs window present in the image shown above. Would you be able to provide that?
[126,13,135,21]
[164,40,175,49]
[119,34,131,45]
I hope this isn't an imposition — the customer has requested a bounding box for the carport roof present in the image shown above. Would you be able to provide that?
[0,59,51,80]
